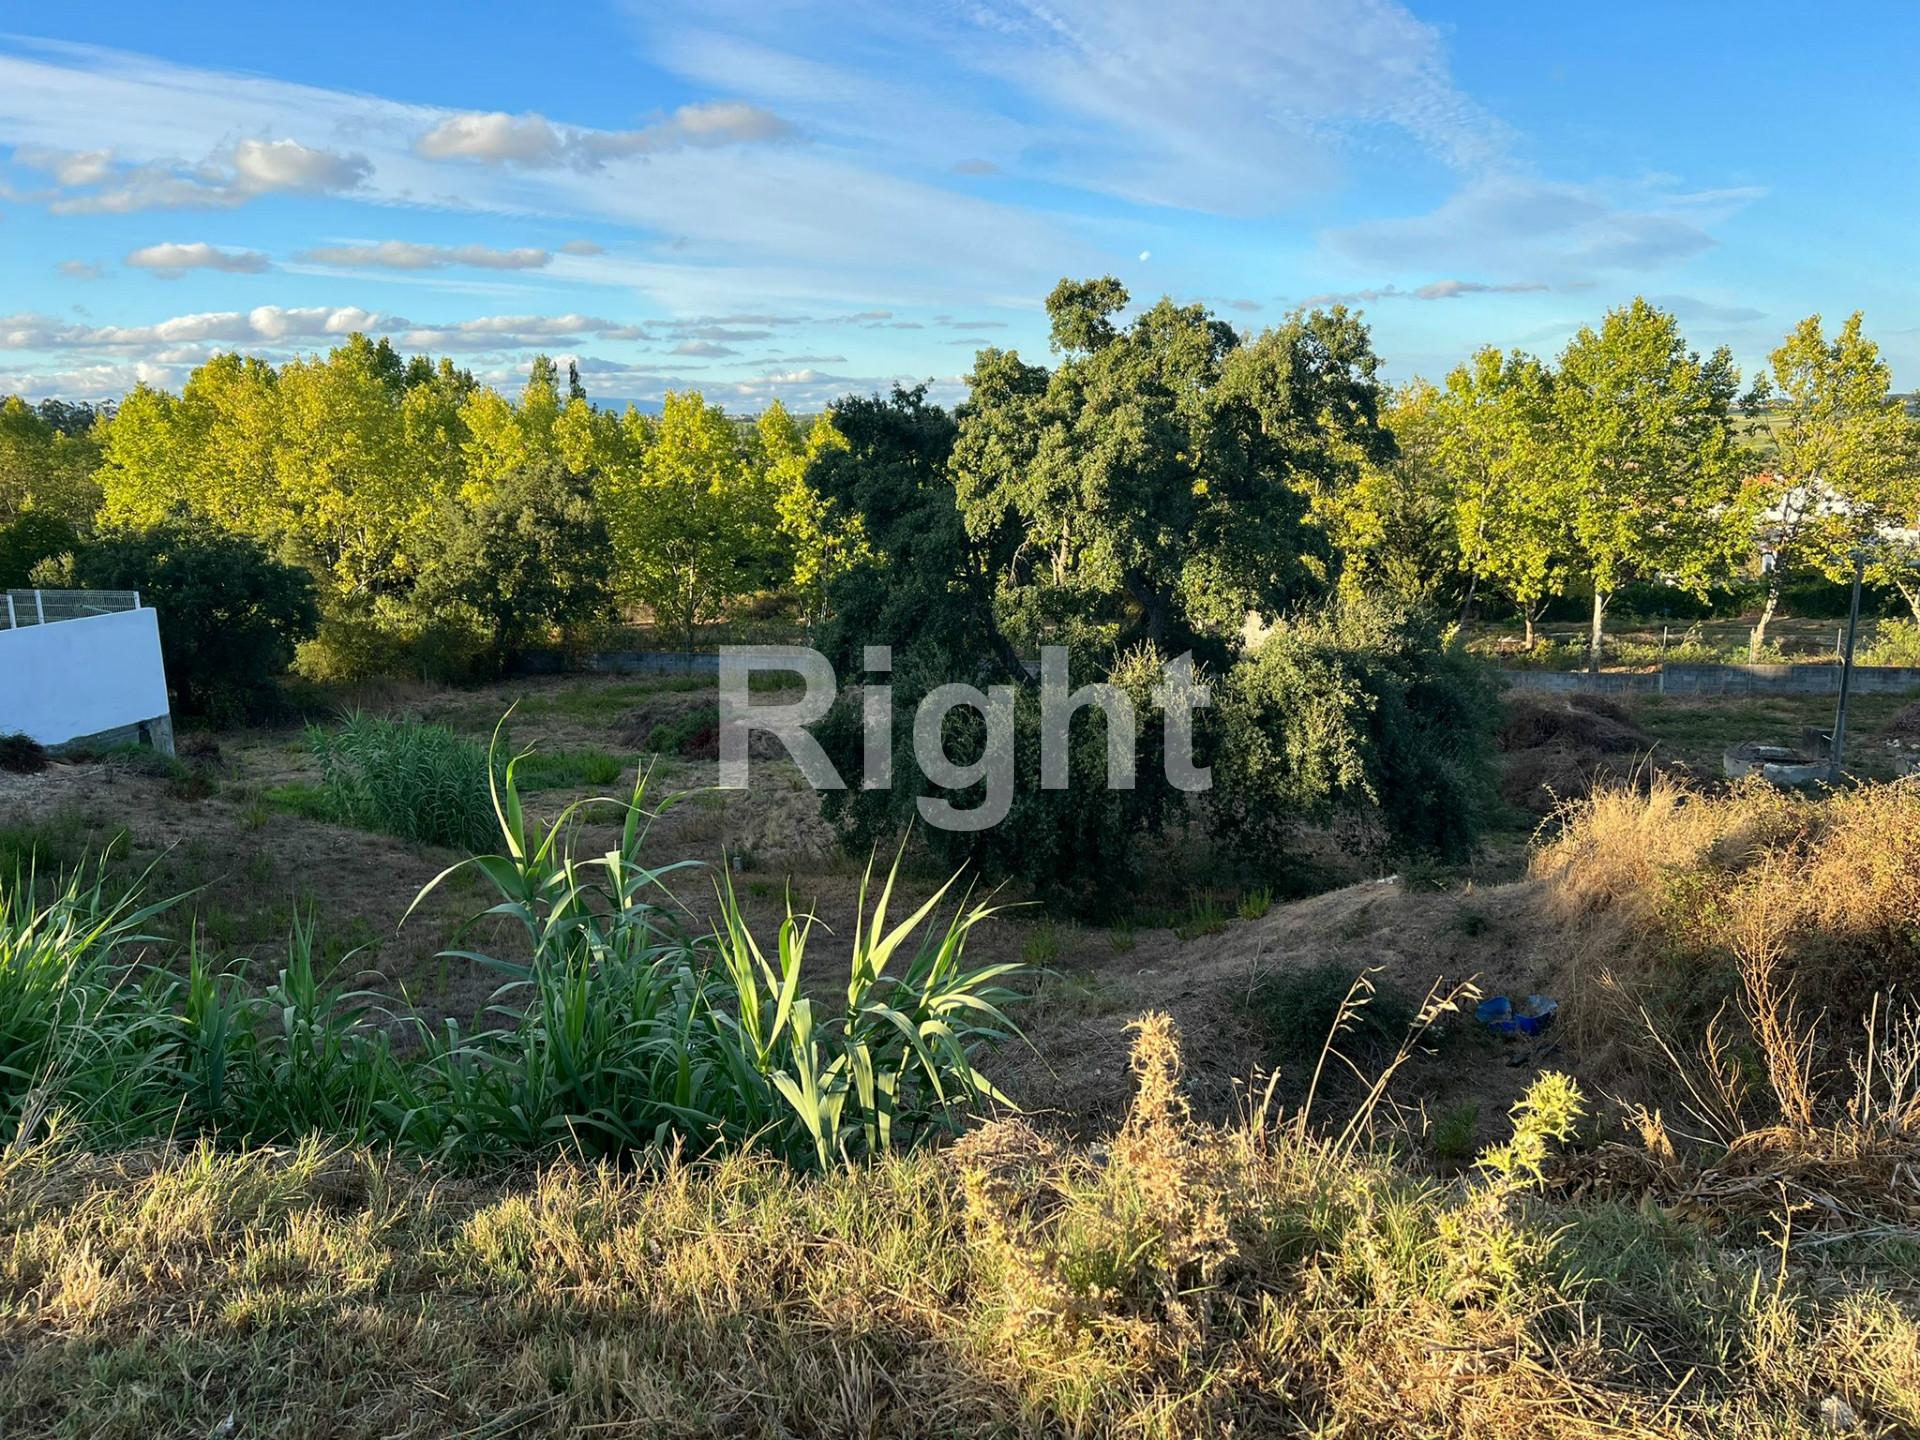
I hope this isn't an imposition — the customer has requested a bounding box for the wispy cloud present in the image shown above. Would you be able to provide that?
[1323,176,1765,282]
[1297,278,1549,307]
[297,241,550,271]
[126,241,270,275]
[644,0,1508,213]
[414,102,792,170]
[16,137,370,214]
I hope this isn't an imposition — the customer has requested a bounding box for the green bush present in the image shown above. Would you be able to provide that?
[1211,595,1501,867]
[0,511,78,589]
[293,598,485,685]
[307,713,496,851]
[1431,1101,1479,1163]
[643,704,719,757]
[68,523,319,724]
[817,646,1186,916]
[1860,618,1920,667]
[1251,961,1417,1068]
[0,733,48,774]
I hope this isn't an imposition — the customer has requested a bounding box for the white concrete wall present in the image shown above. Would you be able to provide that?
[0,607,172,747]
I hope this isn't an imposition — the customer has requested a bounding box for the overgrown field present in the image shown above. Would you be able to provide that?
[2,1017,1916,1438]
[4,677,1920,1436]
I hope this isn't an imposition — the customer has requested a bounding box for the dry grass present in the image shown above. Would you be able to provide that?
[1532,775,1920,1053]
[1535,776,1920,1279]
[4,1019,1918,1438]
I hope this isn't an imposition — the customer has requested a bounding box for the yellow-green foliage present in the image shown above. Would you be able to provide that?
[3,1020,1915,1437]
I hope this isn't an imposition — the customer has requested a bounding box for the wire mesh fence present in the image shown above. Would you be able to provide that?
[0,589,142,631]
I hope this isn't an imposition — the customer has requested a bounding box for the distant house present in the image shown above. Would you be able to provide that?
[0,589,175,753]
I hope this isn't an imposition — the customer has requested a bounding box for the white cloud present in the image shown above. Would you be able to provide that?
[18,137,371,214]
[15,144,113,185]
[56,259,103,280]
[414,101,791,170]
[559,238,604,256]
[0,40,1088,315]
[230,138,370,193]
[414,111,565,166]
[126,241,270,274]
[1324,176,1765,280]
[298,241,550,270]
[0,358,183,400]
[672,339,737,357]
[246,305,386,341]
[1297,278,1549,307]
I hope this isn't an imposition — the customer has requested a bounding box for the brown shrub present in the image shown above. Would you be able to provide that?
[1533,775,1920,1084]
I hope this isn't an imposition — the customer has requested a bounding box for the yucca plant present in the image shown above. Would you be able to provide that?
[711,854,1024,1166]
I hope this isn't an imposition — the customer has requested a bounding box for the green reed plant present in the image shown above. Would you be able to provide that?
[308,711,496,850]
[0,726,1027,1169]
[710,852,1023,1166]
[0,858,180,1145]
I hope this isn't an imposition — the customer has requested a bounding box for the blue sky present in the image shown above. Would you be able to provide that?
[2,1,1916,410]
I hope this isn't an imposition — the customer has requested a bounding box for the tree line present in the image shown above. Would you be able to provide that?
[6,293,1915,682]
[1332,303,1920,665]
[2,282,1916,901]
[1,345,859,694]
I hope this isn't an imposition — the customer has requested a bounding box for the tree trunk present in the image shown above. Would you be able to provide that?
[1458,570,1479,627]
[1522,604,1538,651]
[1588,589,1607,674]
[1898,578,1920,629]
[1749,577,1781,661]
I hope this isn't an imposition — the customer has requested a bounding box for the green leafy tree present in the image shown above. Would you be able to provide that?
[1327,381,1462,609]
[945,279,1386,661]
[272,337,424,599]
[69,523,319,723]
[0,395,101,526]
[1549,299,1745,670]
[0,511,80,588]
[1211,594,1500,865]
[1744,313,1920,650]
[412,461,612,671]
[756,401,864,630]
[603,390,778,649]
[810,383,1011,673]
[96,383,205,530]
[1429,350,1569,646]
[811,284,1482,910]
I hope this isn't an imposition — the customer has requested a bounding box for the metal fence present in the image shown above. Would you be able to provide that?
[0,589,143,631]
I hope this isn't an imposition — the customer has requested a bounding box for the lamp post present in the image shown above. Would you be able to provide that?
[1829,548,1867,784]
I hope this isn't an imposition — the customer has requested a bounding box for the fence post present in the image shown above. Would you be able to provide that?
[4,594,14,628]
[33,590,45,625]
